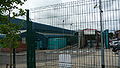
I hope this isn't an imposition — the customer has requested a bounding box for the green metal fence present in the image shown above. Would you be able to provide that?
[1,0,120,68]
[29,0,120,68]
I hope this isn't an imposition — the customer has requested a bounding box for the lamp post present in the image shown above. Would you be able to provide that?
[99,0,105,68]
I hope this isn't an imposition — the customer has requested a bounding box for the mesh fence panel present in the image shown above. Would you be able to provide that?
[29,0,120,68]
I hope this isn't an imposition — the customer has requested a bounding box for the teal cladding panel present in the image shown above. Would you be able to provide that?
[48,38,67,49]
[36,41,42,49]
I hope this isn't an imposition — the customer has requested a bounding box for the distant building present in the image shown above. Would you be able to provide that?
[115,30,120,40]
[0,18,77,52]
[78,29,100,48]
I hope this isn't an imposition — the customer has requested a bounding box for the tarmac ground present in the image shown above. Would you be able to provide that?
[0,48,120,68]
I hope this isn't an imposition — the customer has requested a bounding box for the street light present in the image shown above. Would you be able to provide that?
[98,0,105,68]
[94,0,105,68]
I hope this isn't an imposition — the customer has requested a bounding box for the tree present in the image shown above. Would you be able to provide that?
[0,0,27,68]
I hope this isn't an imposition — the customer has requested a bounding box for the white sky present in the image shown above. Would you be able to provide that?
[22,0,78,9]
[20,0,120,31]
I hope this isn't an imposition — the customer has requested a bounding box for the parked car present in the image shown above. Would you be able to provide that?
[110,41,120,47]
[110,41,120,52]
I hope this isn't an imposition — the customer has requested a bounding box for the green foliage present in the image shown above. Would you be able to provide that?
[0,23,21,48]
[0,0,27,48]
[0,0,26,13]
[0,34,20,48]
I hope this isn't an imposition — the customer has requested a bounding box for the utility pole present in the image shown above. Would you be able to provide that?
[99,0,105,68]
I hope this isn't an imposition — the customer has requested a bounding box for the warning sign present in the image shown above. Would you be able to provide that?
[59,54,72,68]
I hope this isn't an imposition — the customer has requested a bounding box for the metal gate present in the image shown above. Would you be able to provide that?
[29,0,120,68]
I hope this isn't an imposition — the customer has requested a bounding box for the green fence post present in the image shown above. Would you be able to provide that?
[26,9,36,68]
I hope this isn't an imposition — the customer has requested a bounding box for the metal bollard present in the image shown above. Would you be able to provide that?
[6,64,9,68]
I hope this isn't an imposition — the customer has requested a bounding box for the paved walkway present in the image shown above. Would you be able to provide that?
[0,49,120,68]
[33,49,120,68]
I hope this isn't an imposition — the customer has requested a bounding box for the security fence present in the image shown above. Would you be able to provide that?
[29,0,120,68]
[35,48,118,68]
[1,0,120,68]
[0,49,27,68]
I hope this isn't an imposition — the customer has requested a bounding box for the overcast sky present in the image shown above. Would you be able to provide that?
[21,0,120,31]
[22,0,78,9]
